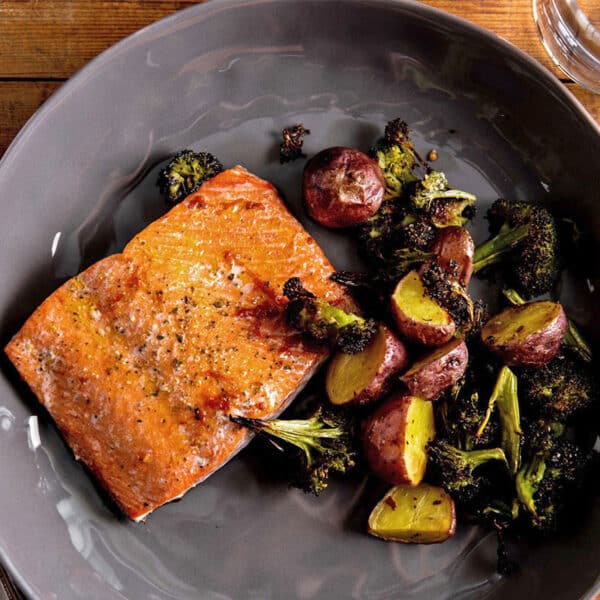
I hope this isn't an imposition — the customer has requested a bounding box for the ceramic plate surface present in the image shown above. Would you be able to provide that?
[0,1,599,598]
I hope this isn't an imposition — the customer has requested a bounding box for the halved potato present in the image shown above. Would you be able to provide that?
[430,226,475,286]
[368,483,456,543]
[391,271,455,346]
[400,339,468,401]
[326,325,408,406]
[362,394,435,485]
[481,301,567,366]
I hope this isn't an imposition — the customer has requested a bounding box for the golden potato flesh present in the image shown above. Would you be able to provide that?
[368,483,456,543]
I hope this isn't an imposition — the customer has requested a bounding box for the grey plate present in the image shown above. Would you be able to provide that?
[0,1,599,598]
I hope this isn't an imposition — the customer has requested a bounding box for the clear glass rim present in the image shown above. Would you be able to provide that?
[533,0,600,94]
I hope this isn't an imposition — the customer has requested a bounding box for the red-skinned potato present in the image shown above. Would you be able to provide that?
[429,226,475,286]
[400,339,468,401]
[362,394,435,486]
[303,147,385,228]
[326,325,408,406]
[391,270,455,346]
[481,301,567,366]
[368,483,456,543]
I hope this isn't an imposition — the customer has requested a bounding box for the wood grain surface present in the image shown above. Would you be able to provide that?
[0,0,598,157]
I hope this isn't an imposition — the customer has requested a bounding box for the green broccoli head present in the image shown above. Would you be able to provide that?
[157,150,223,205]
[283,277,377,354]
[516,434,588,533]
[519,355,597,421]
[230,407,357,495]
[368,119,418,199]
[474,199,560,298]
[428,439,507,505]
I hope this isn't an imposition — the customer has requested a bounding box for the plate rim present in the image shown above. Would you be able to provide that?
[1,0,599,598]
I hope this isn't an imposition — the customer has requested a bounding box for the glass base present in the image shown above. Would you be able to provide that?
[533,0,600,94]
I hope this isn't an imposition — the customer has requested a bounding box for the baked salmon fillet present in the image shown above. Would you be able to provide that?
[6,166,350,521]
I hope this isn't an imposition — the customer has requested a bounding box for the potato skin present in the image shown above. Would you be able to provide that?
[303,147,385,228]
[481,302,568,366]
[400,339,468,401]
[429,227,475,286]
[326,326,409,406]
[362,394,433,485]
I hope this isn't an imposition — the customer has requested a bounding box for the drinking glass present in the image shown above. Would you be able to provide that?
[533,0,600,93]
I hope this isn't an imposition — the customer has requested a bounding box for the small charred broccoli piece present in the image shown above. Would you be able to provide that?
[279,124,310,163]
[283,277,377,354]
[367,118,419,199]
[419,261,487,339]
[503,288,592,362]
[473,199,560,298]
[516,423,588,532]
[230,407,357,495]
[428,439,507,505]
[436,374,501,451]
[157,150,223,204]
[519,355,597,421]
[408,171,477,227]
[357,197,436,265]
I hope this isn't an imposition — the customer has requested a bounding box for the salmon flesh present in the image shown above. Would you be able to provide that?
[5,166,349,521]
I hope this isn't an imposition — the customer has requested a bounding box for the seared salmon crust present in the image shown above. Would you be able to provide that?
[6,166,349,520]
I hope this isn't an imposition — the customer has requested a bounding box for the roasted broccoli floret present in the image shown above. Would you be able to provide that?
[367,118,419,199]
[230,407,357,495]
[408,171,476,228]
[420,261,474,329]
[279,123,310,163]
[503,288,592,362]
[157,150,223,205]
[428,439,507,505]
[473,199,560,298]
[519,355,597,421]
[283,277,377,354]
[516,427,588,532]
[436,373,500,451]
[357,197,436,265]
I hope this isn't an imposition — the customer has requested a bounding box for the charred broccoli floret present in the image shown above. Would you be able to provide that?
[157,150,223,204]
[519,355,597,421]
[357,197,436,265]
[428,439,507,505]
[367,118,419,199]
[408,171,476,228]
[230,407,357,495]
[420,261,474,329]
[503,288,592,362]
[436,373,500,451]
[279,123,310,163]
[516,426,588,532]
[473,199,560,298]
[283,277,377,354]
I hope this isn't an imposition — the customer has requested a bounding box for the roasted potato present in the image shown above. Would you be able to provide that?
[362,394,435,485]
[399,339,468,401]
[481,301,567,366]
[368,483,456,543]
[429,226,475,286]
[326,325,408,406]
[391,270,455,346]
[303,147,385,228]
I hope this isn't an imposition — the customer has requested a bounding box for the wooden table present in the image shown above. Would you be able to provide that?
[0,0,599,162]
[0,1,598,598]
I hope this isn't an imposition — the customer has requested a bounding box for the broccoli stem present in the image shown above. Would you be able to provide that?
[503,288,592,363]
[515,454,546,516]
[230,414,343,464]
[477,367,522,474]
[464,447,509,469]
[312,301,365,330]
[473,224,530,273]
